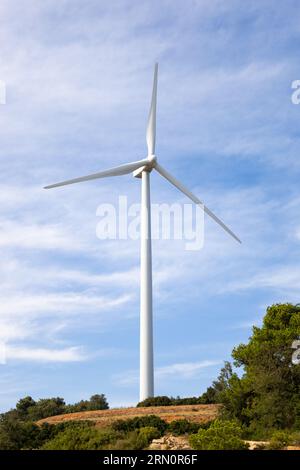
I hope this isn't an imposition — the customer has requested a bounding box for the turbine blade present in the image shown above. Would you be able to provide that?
[44,159,149,189]
[146,63,158,156]
[155,163,241,243]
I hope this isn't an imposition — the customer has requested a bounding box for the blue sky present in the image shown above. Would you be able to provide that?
[1,0,300,411]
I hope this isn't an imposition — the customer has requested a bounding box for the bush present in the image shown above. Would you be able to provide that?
[108,427,159,450]
[27,397,66,421]
[189,420,249,450]
[108,431,140,450]
[137,396,172,407]
[289,431,300,446]
[137,396,202,407]
[136,426,160,448]
[168,419,199,436]
[112,415,167,435]
[173,397,202,406]
[220,304,300,431]
[42,422,119,450]
[267,430,291,450]
[4,394,109,422]
[65,394,109,413]
[0,417,66,450]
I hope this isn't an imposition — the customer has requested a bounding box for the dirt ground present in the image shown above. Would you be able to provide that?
[37,403,221,428]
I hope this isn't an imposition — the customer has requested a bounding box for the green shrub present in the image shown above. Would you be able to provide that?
[27,397,66,421]
[65,394,109,413]
[267,430,291,450]
[168,419,199,436]
[219,304,300,431]
[108,426,159,450]
[108,431,140,450]
[0,417,56,450]
[137,396,202,407]
[112,415,167,435]
[41,423,119,450]
[136,426,160,448]
[289,431,300,446]
[4,394,109,422]
[189,419,249,450]
[137,396,172,407]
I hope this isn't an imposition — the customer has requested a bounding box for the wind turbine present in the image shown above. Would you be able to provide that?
[44,64,241,402]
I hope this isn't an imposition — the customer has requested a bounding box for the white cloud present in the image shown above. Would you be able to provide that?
[155,360,223,379]
[0,0,299,407]
[0,292,132,318]
[223,266,300,296]
[0,220,84,252]
[3,345,86,363]
[114,359,222,386]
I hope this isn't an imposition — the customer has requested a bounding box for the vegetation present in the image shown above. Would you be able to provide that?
[64,394,109,413]
[2,394,109,424]
[0,303,299,449]
[111,415,167,435]
[267,430,291,450]
[189,419,249,450]
[107,427,161,450]
[200,362,234,404]
[167,419,200,435]
[42,422,120,450]
[0,394,109,450]
[137,395,204,407]
[136,365,234,407]
[216,303,300,437]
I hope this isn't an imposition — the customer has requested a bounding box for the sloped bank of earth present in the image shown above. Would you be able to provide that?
[37,404,221,428]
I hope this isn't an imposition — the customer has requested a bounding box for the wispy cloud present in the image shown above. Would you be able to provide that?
[114,360,222,387]
[156,360,223,379]
[3,346,87,363]
[1,0,300,410]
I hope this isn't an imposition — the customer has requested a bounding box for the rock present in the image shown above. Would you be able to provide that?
[148,434,191,450]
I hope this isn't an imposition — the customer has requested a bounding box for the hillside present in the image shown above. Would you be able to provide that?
[37,403,221,428]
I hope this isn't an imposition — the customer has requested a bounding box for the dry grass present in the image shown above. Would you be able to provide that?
[37,404,221,428]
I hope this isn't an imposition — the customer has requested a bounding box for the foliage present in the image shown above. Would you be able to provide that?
[138,425,160,442]
[89,394,109,410]
[1,302,300,449]
[0,393,109,450]
[108,426,160,450]
[27,398,66,420]
[167,419,200,436]
[135,426,160,449]
[112,415,167,435]
[0,415,62,450]
[189,419,248,450]
[42,422,119,450]
[15,396,36,417]
[267,430,291,450]
[200,362,234,404]
[137,395,204,407]
[137,396,172,407]
[285,431,300,446]
[1,393,109,424]
[220,304,300,433]
[65,394,109,413]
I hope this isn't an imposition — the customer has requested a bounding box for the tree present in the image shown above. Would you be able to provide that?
[222,303,300,433]
[0,414,48,450]
[27,397,66,420]
[89,394,109,410]
[200,362,233,404]
[189,419,248,450]
[15,396,36,417]
[137,396,172,407]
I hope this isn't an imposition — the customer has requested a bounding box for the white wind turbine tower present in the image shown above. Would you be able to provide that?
[45,64,241,401]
